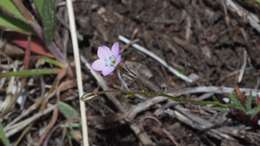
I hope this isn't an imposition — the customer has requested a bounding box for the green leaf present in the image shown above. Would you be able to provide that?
[229,93,244,111]
[60,123,81,129]
[0,14,31,33]
[0,122,10,146]
[246,104,260,116]
[0,0,31,33]
[37,56,65,68]
[245,95,253,111]
[33,0,44,13]
[57,101,79,119]
[0,0,25,20]
[33,0,56,42]
[0,68,59,78]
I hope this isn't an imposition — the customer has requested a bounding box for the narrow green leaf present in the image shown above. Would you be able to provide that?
[0,0,25,20]
[33,0,44,13]
[229,93,245,111]
[0,0,31,33]
[0,14,31,33]
[0,122,10,146]
[245,95,253,111]
[57,101,79,119]
[0,68,59,78]
[246,104,260,116]
[38,56,65,68]
[60,123,81,129]
[33,0,56,42]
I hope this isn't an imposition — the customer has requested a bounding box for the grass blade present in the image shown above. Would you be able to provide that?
[0,68,59,78]
[33,0,56,42]
[0,122,10,146]
[0,0,31,33]
[37,56,64,68]
[12,36,53,57]
[0,0,25,20]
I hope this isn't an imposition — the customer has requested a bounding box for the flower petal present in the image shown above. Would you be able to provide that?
[111,42,120,57]
[91,59,105,71]
[102,66,115,76]
[98,46,112,59]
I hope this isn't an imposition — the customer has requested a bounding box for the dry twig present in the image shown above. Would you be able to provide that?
[238,49,247,83]
[118,35,194,83]
[4,105,55,137]
[164,102,235,141]
[127,96,168,121]
[224,0,260,33]
[66,0,89,145]
[167,86,260,97]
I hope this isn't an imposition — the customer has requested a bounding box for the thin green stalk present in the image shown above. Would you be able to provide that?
[0,68,59,78]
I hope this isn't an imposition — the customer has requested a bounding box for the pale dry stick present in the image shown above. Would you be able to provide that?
[66,1,89,146]
[255,78,260,90]
[6,80,59,129]
[38,107,59,146]
[167,86,260,97]
[165,105,235,141]
[57,0,76,7]
[185,15,192,42]
[238,49,247,83]
[224,0,260,33]
[218,67,252,83]
[117,70,129,90]
[197,93,215,101]
[127,96,168,121]
[118,35,194,83]
[4,105,55,137]
[0,76,19,115]
[5,99,41,128]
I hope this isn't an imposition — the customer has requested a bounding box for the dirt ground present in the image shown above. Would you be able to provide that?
[69,0,260,145]
[2,0,260,146]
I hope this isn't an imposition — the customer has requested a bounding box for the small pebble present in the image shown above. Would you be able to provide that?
[257,120,260,126]
[223,97,230,103]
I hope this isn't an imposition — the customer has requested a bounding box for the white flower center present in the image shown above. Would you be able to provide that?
[104,55,116,67]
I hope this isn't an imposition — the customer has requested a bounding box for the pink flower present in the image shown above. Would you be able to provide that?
[91,42,121,76]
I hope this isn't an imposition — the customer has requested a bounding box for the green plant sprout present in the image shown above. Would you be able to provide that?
[0,0,66,78]
[226,93,258,116]
[0,122,10,146]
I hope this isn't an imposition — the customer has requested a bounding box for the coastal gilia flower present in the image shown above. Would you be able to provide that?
[91,42,121,76]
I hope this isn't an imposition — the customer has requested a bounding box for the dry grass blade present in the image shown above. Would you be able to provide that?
[65,0,89,145]
[238,49,247,83]
[118,35,194,83]
[4,105,55,137]
[38,107,59,146]
[225,0,260,32]
[167,86,260,97]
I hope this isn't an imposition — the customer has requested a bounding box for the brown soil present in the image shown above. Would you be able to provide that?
[71,0,260,146]
[3,0,260,146]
